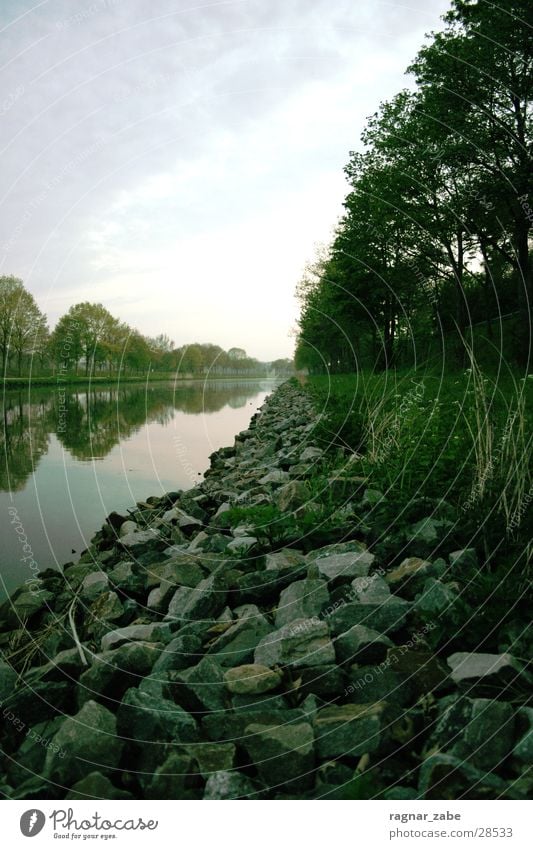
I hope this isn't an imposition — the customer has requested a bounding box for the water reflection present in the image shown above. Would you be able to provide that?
[0,379,276,599]
[1,381,269,489]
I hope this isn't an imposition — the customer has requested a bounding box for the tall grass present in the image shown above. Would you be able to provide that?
[305,360,532,555]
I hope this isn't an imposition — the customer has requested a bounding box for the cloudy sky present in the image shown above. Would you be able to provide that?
[1,0,450,360]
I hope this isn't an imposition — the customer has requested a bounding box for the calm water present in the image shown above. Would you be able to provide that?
[0,379,277,599]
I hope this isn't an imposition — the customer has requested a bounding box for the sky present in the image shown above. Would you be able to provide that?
[0,0,451,360]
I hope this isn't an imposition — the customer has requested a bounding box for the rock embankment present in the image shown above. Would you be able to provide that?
[0,380,531,799]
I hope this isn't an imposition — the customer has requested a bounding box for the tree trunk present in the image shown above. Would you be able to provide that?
[515,217,532,367]
[479,239,493,339]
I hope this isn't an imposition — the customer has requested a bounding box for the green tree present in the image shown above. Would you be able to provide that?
[0,276,48,375]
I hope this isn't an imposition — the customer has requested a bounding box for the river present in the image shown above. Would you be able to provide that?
[0,378,277,600]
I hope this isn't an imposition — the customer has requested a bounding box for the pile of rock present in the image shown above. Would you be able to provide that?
[0,381,530,800]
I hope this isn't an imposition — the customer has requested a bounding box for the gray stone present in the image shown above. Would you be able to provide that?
[108,562,144,595]
[385,557,434,589]
[265,549,306,572]
[415,579,458,617]
[8,589,54,624]
[166,574,227,623]
[80,570,109,601]
[307,541,375,583]
[275,480,310,513]
[300,446,322,462]
[119,528,162,551]
[314,703,385,758]
[171,656,228,713]
[224,664,282,695]
[202,708,307,743]
[117,687,198,743]
[6,716,64,787]
[66,772,132,800]
[462,699,515,770]
[227,536,257,554]
[163,508,203,533]
[449,548,478,569]
[185,742,236,777]
[258,469,290,485]
[298,664,346,697]
[144,556,204,591]
[325,597,410,636]
[88,591,124,627]
[409,517,452,549]
[203,770,257,799]
[447,652,531,694]
[244,722,315,790]
[513,707,533,763]
[101,622,174,652]
[254,618,335,668]
[418,753,506,799]
[152,634,202,673]
[345,666,409,706]
[44,700,124,784]
[275,578,329,627]
[335,624,393,665]
[77,642,161,707]
[207,608,272,667]
[351,574,391,602]
[143,753,192,800]
[119,520,138,537]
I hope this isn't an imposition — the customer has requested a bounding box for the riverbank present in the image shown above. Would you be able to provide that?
[0,379,530,800]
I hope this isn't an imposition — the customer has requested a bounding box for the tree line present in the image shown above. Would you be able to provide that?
[0,276,293,378]
[295,0,532,372]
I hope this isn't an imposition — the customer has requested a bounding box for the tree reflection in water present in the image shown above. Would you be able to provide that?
[1,380,270,490]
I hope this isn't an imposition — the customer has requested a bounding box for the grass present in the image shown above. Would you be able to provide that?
[301,361,532,655]
[304,362,532,542]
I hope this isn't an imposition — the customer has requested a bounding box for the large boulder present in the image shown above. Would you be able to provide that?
[325,597,410,636]
[44,700,123,785]
[275,579,329,628]
[265,549,306,572]
[171,656,228,713]
[224,664,282,695]
[335,624,393,665]
[418,753,506,799]
[203,770,257,799]
[66,772,132,800]
[243,722,315,790]
[306,542,375,583]
[166,574,227,624]
[207,606,272,667]
[513,707,533,763]
[430,695,515,770]
[275,481,310,513]
[447,652,531,695]
[117,687,198,743]
[101,622,174,652]
[77,642,161,708]
[314,703,386,759]
[254,618,335,669]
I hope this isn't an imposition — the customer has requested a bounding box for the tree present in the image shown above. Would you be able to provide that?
[65,302,119,376]
[409,0,533,360]
[0,276,49,375]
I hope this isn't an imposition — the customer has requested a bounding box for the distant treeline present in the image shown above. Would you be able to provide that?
[0,276,293,377]
[295,0,532,372]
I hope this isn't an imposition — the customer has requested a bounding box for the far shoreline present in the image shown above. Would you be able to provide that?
[2,374,283,390]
